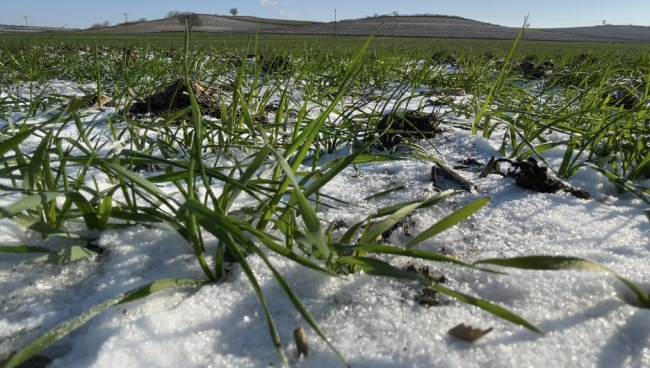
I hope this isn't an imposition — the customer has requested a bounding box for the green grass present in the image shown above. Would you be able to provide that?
[1,28,650,368]
[2,32,650,53]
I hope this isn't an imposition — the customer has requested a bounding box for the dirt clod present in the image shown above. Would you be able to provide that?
[403,263,447,307]
[403,263,447,283]
[520,60,552,79]
[377,110,443,148]
[492,157,592,200]
[416,287,441,307]
[128,78,222,119]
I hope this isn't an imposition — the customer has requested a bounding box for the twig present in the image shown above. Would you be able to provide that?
[431,163,476,192]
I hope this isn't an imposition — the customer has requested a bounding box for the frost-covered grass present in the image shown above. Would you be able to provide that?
[1,31,650,368]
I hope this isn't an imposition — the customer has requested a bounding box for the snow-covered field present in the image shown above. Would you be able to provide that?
[1,78,649,368]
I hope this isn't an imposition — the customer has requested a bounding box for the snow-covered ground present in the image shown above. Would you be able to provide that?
[1,79,649,368]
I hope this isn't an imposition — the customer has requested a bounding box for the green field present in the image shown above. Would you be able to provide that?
[2,32,650,54]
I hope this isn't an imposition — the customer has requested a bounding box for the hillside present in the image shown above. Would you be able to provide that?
[266,16,650,42]
[82,15,650,43]
[539,25,650,43]
[83,15,285,33]
[0,25,78,33]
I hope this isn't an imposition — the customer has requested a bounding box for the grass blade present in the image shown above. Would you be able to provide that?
[266,144,330,259]
[475,256,650,307]
[0,245,52,253]
[405,197,490,248]
[0,192,63,221]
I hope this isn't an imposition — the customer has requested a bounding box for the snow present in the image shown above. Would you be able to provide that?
[1,78,650,368]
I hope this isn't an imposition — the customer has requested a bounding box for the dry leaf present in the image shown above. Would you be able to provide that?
[93,95,112,107]
[294,326,308,356]
[448,323,493,342]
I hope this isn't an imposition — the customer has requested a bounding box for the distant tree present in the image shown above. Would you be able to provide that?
[167,11,182,18]
[102,20,111,27]
[177,12,201,32]
[138,17,147,23]
[229,8,238,16]
[525,23,530,28]
[602,20,606,26]
[373,13,379,18]
[91,23,104,29]
[392,11,399,16]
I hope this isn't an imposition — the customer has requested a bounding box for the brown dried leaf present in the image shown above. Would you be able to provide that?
[94,95,112,107]
[447,323,493,342]
[293,326,308,356]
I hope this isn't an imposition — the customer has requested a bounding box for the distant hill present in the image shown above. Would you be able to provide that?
[265,16,650,42]
[539,25,650,43]
[81,14,285,33]
[0,24,78,33]
[80,14,650,43]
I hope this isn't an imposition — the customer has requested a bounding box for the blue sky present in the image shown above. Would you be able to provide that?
[3,0,650,29]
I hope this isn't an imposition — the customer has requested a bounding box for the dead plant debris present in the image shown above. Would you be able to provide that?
[293,326,309,356]
[378,110,443,148]
[486,156,592,200]
[448,323,493,342]
[128,78,222,119]
[86,94,113,108]
[431,163,476,192]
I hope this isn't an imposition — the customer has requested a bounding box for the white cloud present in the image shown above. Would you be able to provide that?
[260,0,278,5]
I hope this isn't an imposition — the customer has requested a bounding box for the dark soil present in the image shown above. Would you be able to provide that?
[403,263,448,307]
[128,78,222,119]
[492,157,592,200]
[377,110,443,148]
[519,60,553,79]
[259,54,292,74]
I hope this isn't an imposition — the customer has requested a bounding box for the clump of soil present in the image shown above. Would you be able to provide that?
[260,54,292,74]
[490,157,592,200]
[403,263,448,307]
[602,89,639,110]
[403,263,447,283]
[377,110,443,148]
[128,78,222,119]
[519,60,553,79]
